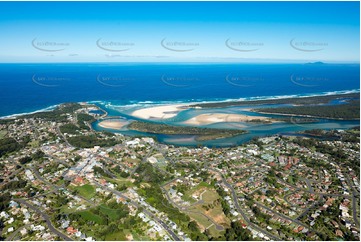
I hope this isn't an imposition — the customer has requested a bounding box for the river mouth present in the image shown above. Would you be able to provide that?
[91,97,360,147]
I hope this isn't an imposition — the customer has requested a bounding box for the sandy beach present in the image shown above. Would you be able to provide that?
[98,119,128,129]
[183,113,274,125]
[131,104,185,120]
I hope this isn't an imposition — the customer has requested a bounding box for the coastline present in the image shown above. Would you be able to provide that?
[0,89,359,120]
[254,111,360,121]
[0,104,58,119]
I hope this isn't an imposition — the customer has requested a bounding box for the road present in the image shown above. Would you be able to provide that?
[130,146,154,175]
[0,166,24,186]
[30,166,95,206]
[56,125,73,148]
[344,174,360,227]
[283,189,301,208]
[5,225,29,241]
[93,181,181,241]
[296,195,323,220]
[210,168,281,240]
[253,201,315,233]
[14,199,73,241]
[302,178,314,193]
[160,186,224,231]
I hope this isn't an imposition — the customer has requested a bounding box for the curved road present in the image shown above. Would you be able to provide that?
[94,181,181,241]
[14,199,72,241]
[161,187,224,231]
[210,168,281,240]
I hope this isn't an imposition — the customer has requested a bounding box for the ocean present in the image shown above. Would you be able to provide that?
[0,63,359,118]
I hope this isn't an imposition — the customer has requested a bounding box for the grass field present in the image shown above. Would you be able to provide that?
[104,230,127,240]
[186,209,213,230]
[104,176,134,187]
[182,182,214,203]
[29,140,40,148]
[0,130,7,139]
[202,190,220,202]
[78,210,104,224]
[75,184,96,199]
[59,205,79,214]
[99,204,121,220]
[186,189,229,237]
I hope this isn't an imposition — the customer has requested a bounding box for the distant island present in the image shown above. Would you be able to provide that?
[305,61,325,65]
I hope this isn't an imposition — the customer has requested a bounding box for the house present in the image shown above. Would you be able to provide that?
[73,176,85,185]
[147,156,158,164]
[331,220,339,228]
[9,201,19,208]
[7,217,14,224]
[67,227,78,235]
[169,188,177,197]
[335,229,343,237]
[20,228,27,236]
[126,139,140,146]
[0,211,9,219]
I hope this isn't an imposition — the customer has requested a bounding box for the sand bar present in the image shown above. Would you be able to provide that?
[131,104,185,120]
[183,113,274,125]
[98,119,128,129]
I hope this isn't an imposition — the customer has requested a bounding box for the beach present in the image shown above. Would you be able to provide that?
[131,104,186,120]
[98,119,128,129]
[183,113,274,125]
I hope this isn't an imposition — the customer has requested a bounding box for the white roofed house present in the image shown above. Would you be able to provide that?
[147,156,158,164]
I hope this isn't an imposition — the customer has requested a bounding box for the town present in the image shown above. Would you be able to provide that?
[0,103,359,241]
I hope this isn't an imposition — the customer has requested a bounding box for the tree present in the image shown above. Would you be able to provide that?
[188,221,199,232]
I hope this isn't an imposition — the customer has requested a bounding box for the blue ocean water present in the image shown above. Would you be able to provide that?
[0,63,359,117]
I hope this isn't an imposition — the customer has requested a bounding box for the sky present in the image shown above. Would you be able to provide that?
[0,1,359,63]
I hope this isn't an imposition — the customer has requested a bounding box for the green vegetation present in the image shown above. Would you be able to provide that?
[77,210,105,224]
[74,184,96,199]
[340,126,360,143]
[0,130,7,139]
[68,201,133,241]
[224,221,252,241]
[1,179,27,191]
[31,150,45,160]
[0,137,24,158]
[0,119,14,125]
[77,113,95,130]
[134,162,170,184]
[93,166,111,178]
[190,93,359,108]
[19,156,32,165]
[0,193,11,211]
[60,123,80,134]
[255,101,360,120]
[292,129,360,176]
[21,103,82,122]
[216,187,231,216]
[67,135,118,148]
[128,121,246,141]
[264,169,281,188]
[135,163,207,240]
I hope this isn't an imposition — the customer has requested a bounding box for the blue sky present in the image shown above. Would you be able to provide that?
[0,1,359,63]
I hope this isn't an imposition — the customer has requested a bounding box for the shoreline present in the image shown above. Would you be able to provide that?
[98,119,129,130]
[183,113,277,126]
[131,104,186,120]
[254,111,360,121]
[0,90,359,120]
